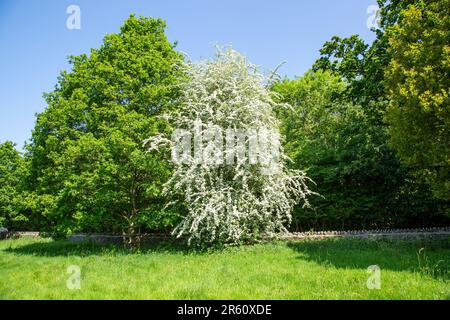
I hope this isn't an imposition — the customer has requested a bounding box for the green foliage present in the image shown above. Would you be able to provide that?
[312,33,386,124]
[385,0,450,200]
[272,70,448,230]
[312,0,422,123]
[0,141,24,228]
[308,0,449,229]
[26,15,184,242]
[0,142,41,230]
[3,5,448,239]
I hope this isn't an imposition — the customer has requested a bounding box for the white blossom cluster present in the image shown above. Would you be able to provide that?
[146,48,316,245]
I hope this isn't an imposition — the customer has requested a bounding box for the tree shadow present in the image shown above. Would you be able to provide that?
[286,237,449,280]
[4,237,449,281]
[2,238,208,257]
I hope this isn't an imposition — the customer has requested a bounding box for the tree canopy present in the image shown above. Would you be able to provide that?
[0,141,26,228]
[2,1,448,245]
[385,0,450,200]
[271,70,435,230]
[27,15,184,244]
[148,49,316,245]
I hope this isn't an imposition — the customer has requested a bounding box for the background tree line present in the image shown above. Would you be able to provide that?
[1,0,448,238]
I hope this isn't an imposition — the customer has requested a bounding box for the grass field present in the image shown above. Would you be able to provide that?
[0,237,448,299]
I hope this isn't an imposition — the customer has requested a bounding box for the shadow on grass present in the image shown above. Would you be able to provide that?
[3,238,203,257]
[286,237,449,280]
[3,236,449,280]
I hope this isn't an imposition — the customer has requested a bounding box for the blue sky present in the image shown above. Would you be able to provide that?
[0,0,378,150]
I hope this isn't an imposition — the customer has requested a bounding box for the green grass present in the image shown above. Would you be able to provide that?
[0,237,448,299]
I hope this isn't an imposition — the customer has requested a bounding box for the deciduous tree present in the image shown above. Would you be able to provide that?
[148,49,316,245]
[385,0,450,200]
[27,15,184,245]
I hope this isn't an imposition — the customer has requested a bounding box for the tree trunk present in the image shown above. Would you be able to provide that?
[122,208,140,249]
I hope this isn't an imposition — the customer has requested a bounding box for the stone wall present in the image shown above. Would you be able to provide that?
[67,227,450,244]
[2,227,448,244]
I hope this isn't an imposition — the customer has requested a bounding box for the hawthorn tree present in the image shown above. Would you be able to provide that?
[27,15,184,245]
[148,49,316,245]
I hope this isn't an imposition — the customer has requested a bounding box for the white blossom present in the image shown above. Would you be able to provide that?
[147,48,316,245]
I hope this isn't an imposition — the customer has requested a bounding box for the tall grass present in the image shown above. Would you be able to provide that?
[0,237,448,299]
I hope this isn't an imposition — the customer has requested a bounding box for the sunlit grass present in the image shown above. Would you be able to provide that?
[0,237,448,299]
